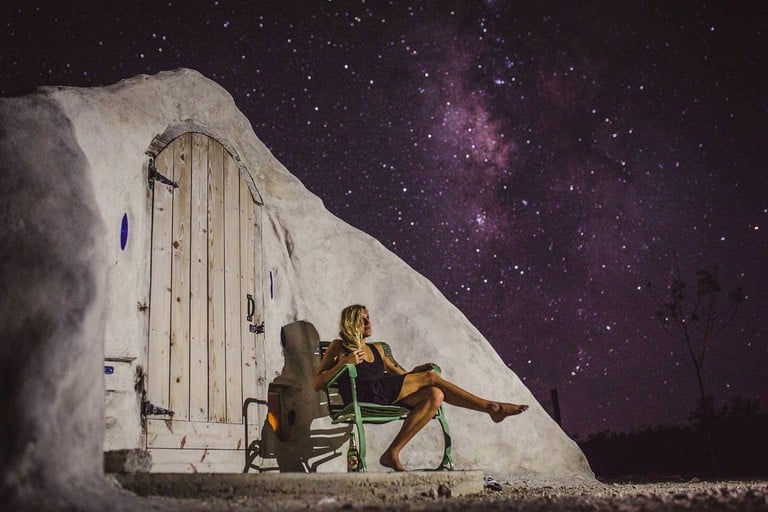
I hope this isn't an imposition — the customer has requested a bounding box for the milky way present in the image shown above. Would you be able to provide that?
[1,1,765,436]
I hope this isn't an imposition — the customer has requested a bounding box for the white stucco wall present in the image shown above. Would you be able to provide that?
[1,69,593,491]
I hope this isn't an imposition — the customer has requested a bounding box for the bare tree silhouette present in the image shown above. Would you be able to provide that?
[648,252,744,470]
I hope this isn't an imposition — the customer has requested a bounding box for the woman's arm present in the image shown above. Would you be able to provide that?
[375,344,440,375]
[376,344,438,375]
[312,339,362,391]
[376,344,409,376]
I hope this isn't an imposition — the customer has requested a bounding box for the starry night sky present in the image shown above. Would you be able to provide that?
[2,1,766,437]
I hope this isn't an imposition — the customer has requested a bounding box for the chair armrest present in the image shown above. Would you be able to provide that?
[326,363,357,388]
[324,363,360,409]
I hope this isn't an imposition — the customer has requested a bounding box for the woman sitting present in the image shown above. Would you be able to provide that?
[313,304,528,472]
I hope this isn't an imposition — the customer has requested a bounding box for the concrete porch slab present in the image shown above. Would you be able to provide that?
[113,471,484,501]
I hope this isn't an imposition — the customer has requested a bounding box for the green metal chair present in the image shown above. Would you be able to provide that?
[319,340,453,471]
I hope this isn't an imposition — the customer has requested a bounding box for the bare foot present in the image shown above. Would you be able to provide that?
[380,450,407,472]
[489,402,528,423]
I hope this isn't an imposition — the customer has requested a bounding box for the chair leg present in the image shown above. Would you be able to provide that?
[243,440,260,473]
[436,407,454,471]
[355,420,368,471]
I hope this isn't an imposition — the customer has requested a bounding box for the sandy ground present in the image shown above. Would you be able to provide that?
[140,479,768,511]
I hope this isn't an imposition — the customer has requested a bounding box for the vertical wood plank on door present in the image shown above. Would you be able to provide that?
[223,155,243,423]
[189,133,209,421]
[147,148,174,409]
[240,183,258,415]
[207,140,227,422]
[169,134,192,420]
[253,205,267,404]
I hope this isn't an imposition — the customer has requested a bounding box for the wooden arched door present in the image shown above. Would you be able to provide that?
[145,132,265,472]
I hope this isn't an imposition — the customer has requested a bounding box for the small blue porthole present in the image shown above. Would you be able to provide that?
[120,213,129,251]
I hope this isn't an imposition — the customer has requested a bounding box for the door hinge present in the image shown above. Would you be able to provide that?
[141,398,174,422]
[136,367,174,425]
[148,157,179,189]
[250,322,265,334]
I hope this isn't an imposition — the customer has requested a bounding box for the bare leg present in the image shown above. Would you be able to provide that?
[380,386,444,471]
[396,371,528,422]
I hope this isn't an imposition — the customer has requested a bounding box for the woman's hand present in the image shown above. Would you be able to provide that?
[411,363,439,373]
[339,348,365,365]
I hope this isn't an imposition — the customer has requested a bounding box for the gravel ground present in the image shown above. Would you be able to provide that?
[143,479,768,511]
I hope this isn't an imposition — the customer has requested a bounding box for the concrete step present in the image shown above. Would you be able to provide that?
[114,471,484,501]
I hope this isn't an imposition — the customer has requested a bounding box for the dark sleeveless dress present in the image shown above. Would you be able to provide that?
[338,345,407,406]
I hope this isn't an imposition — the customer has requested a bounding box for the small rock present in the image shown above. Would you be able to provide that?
[437,484,452,498]
[483,476,503,491]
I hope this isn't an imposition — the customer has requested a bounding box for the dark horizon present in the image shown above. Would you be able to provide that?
[2,1,766,437]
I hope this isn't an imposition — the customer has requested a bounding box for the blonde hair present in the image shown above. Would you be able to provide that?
[338,304,367,352]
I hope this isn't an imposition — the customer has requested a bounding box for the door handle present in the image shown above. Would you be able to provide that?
[246,293,255,322]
